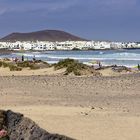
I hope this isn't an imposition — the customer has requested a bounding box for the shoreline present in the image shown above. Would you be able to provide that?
[1,48,140,52]
[1,49,140,69]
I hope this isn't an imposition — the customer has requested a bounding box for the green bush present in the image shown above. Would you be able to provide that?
[17,61,41,70]
[73,70,81,76]
[0,60,44,71]
[54,59,77,70]
[55,59,89,76]
[9,65,22,71]
[2,62,9,68]
[0,61,11,68]
[29,64,40,70]
[66,62,87,76]
[0,61,3,67]
[17,61,31,68]
[0,61,22,71]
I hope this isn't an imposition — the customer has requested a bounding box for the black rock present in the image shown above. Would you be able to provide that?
[5,110,74,140]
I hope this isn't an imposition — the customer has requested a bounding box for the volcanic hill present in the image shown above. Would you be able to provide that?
[0,30,87,42]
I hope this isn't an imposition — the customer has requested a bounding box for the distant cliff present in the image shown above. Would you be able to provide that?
[0,30,87,42]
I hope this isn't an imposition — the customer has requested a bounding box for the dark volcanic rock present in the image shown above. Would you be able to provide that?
[0,110,6,129]
[0,30,87,42]
[111,65,131,72]
[0,110,74,140]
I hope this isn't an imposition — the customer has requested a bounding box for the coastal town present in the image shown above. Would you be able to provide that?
[0,40,140,51]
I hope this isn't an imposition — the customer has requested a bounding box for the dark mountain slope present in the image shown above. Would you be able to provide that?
[0,30,87,42]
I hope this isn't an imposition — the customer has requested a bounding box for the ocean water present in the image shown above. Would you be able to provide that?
[1,49,140,67]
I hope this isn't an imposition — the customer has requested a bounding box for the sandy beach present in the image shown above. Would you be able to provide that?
[0,74,140,140]
[1,0,140,139]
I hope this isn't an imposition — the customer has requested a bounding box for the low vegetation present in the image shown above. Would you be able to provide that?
[1,62,9,68]
[0,61,22,71]
[28,64,40,70]
[111,65,131,72]
[54,58,100,76]
[16,61,40,70]
[17,61,39,69]
[54,59,76,69]
[0,59,50,71]
[8,65,22,71]
[17,60,49,69]
[17,61,31,68]
[0,58,101,76]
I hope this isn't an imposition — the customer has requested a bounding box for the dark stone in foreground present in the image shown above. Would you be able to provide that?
[0,110,74,140]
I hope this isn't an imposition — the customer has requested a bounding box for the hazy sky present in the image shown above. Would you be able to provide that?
[0,0,140,41]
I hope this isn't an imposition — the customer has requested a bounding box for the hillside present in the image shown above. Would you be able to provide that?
[0,30,87,42]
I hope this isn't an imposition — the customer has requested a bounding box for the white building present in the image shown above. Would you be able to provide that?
[1,40,140,51]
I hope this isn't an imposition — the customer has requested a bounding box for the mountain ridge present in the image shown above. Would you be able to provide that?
[0,29,88,42]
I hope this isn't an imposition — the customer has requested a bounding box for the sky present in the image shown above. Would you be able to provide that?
[0,0,140,42]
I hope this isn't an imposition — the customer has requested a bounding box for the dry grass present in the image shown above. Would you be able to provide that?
[54,59,100,76]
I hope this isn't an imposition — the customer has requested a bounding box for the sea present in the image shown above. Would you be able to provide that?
[1,49,140,68]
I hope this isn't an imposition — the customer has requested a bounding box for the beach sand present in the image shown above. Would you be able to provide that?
[0,67,67,76]
[0,74,140,140]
